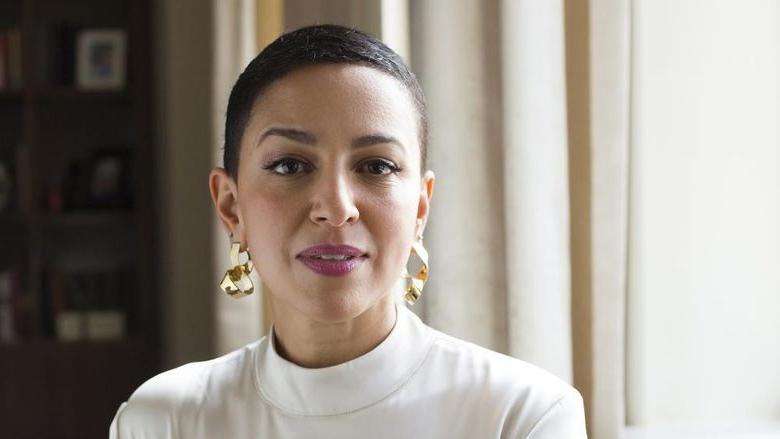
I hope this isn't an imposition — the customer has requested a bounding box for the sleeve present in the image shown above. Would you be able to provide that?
[109,402,128,439]
[107,398,177,439]
[524,390,588,439]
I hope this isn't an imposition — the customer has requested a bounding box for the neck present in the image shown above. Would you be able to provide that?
[270,294,397,368]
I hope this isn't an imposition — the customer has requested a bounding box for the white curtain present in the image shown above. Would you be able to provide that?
[411,0,573,384]
[575,1,632,438]
[411,1,631,438]
[212,0,264,355]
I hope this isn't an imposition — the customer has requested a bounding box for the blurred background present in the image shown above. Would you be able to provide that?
[0,0,777,438]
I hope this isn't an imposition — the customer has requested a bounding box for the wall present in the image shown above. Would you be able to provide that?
[627,0,780,430]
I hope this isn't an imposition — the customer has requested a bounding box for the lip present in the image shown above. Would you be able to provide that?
[297,244,368,276]
[297,244,367,258]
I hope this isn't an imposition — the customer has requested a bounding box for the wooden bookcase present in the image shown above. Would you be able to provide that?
[0,0,159,437]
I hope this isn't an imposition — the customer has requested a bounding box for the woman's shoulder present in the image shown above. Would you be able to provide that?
[109,338,264,437]
[421,328,585,436]
[132,339,260,403]
[428,329,575,392]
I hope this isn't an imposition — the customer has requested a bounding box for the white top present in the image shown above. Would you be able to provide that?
[110,304,587,438]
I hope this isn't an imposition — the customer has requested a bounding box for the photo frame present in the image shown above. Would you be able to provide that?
[87,148,132,209]
[0,159,12,212]
[75,29,126,90]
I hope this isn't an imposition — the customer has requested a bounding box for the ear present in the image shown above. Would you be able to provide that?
[415,170,435,238]
[209,167,243,240]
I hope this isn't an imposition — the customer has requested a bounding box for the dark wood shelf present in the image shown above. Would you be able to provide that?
[0,91,24,103]
[0,212,26,229]
[0,335,157,438]
[34,87,132,104]
[0,1,159,437]
[37,210,134,228]
[1,211,135,229]
[0,336,142,351]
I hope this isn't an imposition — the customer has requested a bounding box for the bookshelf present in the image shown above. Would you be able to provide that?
[0,0,159,437]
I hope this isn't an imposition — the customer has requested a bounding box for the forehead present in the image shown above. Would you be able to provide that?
[247,64,419,146]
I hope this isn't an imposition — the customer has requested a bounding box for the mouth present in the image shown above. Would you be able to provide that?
[296,244,369,276]
[306,254,360,261]
[297,244,368,258]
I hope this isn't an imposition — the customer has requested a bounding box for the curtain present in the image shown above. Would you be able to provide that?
[411,1,631,438]
[212,0,264,355]
[158,0,220,368]
[411,0,573,383]
[568,0,631,438]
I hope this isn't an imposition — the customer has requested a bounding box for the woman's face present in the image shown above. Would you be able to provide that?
[211,64,434,324]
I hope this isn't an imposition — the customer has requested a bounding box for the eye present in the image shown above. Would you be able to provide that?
[264,158,310,176]
[360,159,401,176]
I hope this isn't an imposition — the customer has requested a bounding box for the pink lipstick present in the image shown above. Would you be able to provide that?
[297,244,368,276]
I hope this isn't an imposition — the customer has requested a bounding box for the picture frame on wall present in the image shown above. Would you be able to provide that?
[75,29,126,90]
[0,159,12,212]
[87,148,132,209]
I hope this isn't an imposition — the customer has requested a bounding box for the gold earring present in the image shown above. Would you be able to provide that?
[401,237,429,305]
[220,242,255,298]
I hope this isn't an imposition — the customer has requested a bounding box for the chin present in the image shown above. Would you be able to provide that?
[298,289,383,324]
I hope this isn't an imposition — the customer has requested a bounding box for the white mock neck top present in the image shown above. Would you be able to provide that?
[110,304,587,438]
[258,302,434,416]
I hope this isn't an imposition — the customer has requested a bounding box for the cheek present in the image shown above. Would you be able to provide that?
[361,185,419,254]
[239,186,299,259]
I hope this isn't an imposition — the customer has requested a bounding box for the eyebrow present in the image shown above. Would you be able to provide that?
[257,127,405,150]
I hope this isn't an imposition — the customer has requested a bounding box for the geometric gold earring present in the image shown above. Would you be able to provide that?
[401,237,428,306]
[219,242,255,298]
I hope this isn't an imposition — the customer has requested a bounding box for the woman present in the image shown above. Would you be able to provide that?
[110,24,587,438]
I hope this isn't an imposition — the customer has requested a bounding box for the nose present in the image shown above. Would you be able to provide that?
[309,170,360,227]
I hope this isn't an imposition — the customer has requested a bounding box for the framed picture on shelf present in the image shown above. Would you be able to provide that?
[87,148,132,209]
[0,159,12,212]
[75,29,127,91]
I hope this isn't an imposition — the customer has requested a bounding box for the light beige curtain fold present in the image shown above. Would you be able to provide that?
[500,0,573,383]
[212,0,263,355]
[410,0,508,353]
[411,0,573,382]
[412,1,631,438]
[582,1,631,437]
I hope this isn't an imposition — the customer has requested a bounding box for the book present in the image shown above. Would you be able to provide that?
[0,31,7,90]
[45,266,130,342]
[7,28,22,89]
[0,268,15,342]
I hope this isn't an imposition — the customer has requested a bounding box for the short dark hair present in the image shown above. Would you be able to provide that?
[223,24,428,179]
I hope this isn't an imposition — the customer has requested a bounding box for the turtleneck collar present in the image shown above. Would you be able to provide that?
[254,302,434,416]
